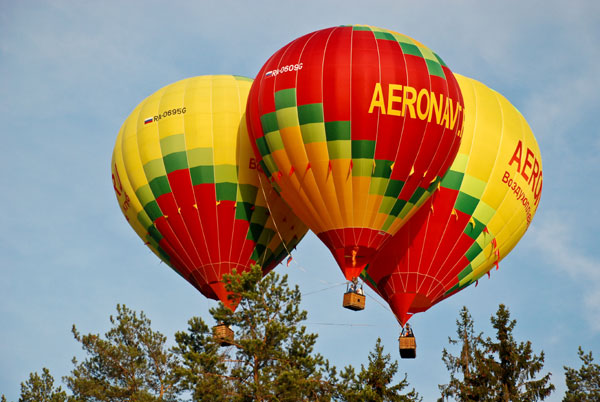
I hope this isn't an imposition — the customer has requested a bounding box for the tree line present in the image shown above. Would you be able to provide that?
[3,266,598,401]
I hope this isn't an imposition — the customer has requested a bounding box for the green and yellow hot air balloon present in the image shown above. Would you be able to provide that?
[246,25,464,280]
[363,74,543,325]
[111,75,308,309]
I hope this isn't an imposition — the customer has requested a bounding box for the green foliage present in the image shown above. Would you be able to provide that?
[563,346,600,401]
[174,265,337,401]
[338,338,421,402]
[483,304,554,401]
[171,317,231,401]
[9,265,418,401]
[439,305,554,401]
[17,368,67,402]
[439,307,493,401]
[63,304,178,402]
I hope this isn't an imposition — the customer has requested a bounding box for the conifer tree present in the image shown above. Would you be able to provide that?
[7,265,422,401]
[173,265,337,401]
[339,338,421,401]
[13,368,68,402]
[483,304,554,401]
[171,316,232,401]
[563,346,600,401]
[439,306,492,401]
[63,304,178,401]
[439,305,554,401]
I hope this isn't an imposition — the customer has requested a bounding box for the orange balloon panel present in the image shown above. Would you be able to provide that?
[362,74,543,325]
[246,25,464,279]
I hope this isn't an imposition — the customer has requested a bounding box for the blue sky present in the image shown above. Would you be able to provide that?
[1,1,599,400]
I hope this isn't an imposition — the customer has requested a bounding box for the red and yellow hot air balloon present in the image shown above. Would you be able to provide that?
[111,75,308,310]
[246,25,464,280]
[362,74,543,325]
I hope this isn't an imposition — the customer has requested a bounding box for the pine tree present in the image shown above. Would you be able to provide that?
[8,265,422,401]
[171,316,232,401]
[483,304,554,401]
[173,265,337,401]
[439,306,492,401]
[63,304,178,401]
[339,338,421,402]
[439,305,554,401]
[563,346,600,401]
[14,368,68,402]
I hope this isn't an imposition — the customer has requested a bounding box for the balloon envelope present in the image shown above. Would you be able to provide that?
[363,74,543,325]
[112,75,308,309]
[246,25,464,279]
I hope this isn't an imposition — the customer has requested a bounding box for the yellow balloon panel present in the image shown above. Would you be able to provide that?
[363,74,543,324]
[111,75,308,306]
[450,74,543,291]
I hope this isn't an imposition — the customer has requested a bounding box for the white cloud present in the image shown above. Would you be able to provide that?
[529,215,600,331]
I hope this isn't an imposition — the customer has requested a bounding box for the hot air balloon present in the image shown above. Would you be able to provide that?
[246,25,464,288]
[362,74,543,329]
[111,75,308,310]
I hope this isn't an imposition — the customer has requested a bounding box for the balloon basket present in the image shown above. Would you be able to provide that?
[343,292,365,311]
[399,336,417,359]
[213,324,235,347]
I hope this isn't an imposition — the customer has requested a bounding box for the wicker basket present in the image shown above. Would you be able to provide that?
[399,337,416,359]
[342,292,366,311]
[213,324,234,346]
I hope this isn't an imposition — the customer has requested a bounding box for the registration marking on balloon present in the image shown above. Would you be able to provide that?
[264,63,303,78]
[144,107,187,124]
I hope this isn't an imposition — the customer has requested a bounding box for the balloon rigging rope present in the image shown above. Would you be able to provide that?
[299,281,394,318]
[301,282,347,296]
[305,322,377,327]
[364,289,393,314]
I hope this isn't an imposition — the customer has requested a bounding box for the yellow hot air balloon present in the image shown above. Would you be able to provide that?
[111,75,308,309]
[363,74,543,325]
